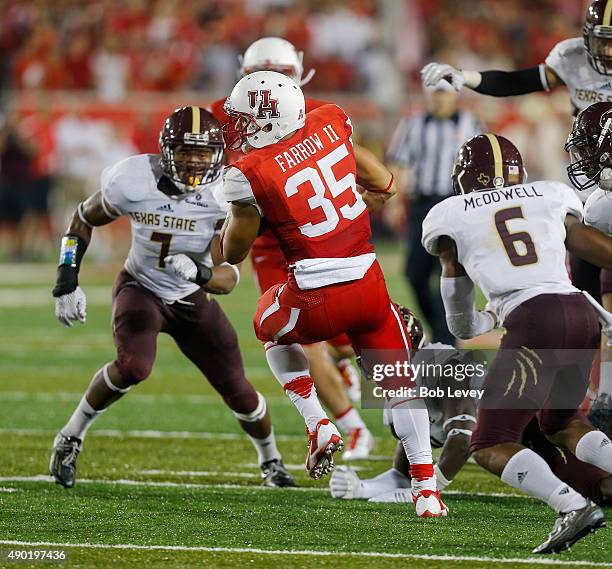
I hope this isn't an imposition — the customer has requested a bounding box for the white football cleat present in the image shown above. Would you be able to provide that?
[329,465,363,499]
[337,359,361,403]
[306,418,343,480]
[343,427,375,461]
[413,489,449,517]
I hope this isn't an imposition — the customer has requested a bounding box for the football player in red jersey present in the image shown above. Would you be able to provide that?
[209,37,373,460]
[219,71,446,517]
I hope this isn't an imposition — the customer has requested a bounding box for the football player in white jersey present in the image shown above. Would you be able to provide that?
[421,0,612,117]
[49,107,295,489]
[421,0,612,422]
[566,101,612,435]
[421,132,612,553]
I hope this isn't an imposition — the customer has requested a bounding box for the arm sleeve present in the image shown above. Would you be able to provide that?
[440,276,496,340]
[222,166,262,215]
[472,66,547,97]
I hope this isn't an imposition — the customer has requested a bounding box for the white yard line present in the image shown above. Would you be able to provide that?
[0,427,308,442]
[0,540,608,566]
[0,391,286,403]
[0,474,532,500]
[139,470,259,479]
[0,287,110,307]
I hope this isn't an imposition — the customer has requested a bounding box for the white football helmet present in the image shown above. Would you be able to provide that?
[223,71,305,151]
[239,37,315,86]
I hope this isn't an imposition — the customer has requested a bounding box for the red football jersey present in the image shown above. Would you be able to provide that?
[210,96,329,252]
[228,104,373,265]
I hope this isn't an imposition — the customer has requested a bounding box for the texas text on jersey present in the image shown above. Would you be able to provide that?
[101,153,227,302]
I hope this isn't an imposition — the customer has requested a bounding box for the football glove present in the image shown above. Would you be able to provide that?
[55,286,87,327]
[165,254,213,286]
[421,62,464,91]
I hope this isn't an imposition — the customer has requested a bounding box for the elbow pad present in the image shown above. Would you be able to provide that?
[472,66,547,97]
[440,276,495,340]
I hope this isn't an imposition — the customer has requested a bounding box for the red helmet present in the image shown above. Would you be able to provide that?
[584,0,612,75]
[452,134,526,195]
[159,106,224,193]
[565,101,612,190]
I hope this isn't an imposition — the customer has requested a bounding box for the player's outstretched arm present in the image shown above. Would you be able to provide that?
[438,236,497,340]
[354,144,396,211]
[220,202,262,264]
[165,236,241,295]
[52,191,118,327]
[565,214,612,270]
[421,62,563,96]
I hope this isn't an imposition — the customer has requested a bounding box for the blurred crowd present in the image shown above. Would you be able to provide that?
[0,0,588,260]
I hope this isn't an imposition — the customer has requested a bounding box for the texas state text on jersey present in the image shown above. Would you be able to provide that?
[101,153,227,302]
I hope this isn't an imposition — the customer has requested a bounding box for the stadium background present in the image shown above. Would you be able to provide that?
[1,1,611,568]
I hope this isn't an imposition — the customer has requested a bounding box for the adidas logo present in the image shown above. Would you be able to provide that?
[156,203,174,212]
[601,81,612,91]
[558,486,570,495]
[517,471,527,484]
[602,438,611,447]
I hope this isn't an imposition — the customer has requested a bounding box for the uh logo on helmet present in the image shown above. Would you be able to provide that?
[224,71,306,152]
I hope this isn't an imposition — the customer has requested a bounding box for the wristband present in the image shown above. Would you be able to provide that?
[52,235,88,297]
[366,173,395,194]
[194,263,213,286]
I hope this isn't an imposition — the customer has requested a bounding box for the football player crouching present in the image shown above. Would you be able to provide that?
[50,106,295,489]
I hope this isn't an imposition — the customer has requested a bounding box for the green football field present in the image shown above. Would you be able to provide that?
[0,249,610,569]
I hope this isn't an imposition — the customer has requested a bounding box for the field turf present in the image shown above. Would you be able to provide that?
[0,248,610,568]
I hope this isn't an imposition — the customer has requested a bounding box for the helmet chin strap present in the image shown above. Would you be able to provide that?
[300,68,316,86]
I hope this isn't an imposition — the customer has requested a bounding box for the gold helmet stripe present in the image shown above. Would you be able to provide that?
[485,133,503,179]
[604,0,612,26]
[191,106,201,134]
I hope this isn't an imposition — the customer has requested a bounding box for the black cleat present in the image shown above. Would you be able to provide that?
[533,501,606,554]
[260,459,297,488]
[588,394,612,438]
[49,433,82,489]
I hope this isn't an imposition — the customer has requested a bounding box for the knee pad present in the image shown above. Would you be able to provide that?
[446,428,473,439]
[232,392,267,422]
[443,414,476,431]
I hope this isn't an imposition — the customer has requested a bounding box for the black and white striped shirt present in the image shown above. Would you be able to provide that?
[387,111,484,197]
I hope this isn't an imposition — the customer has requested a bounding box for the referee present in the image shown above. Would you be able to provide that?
[387,80,484,345]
